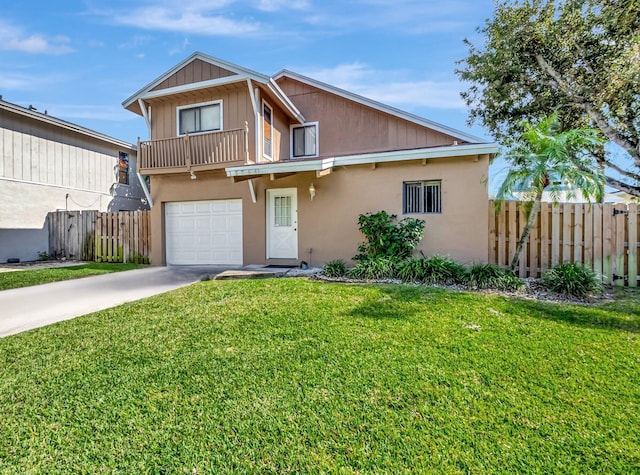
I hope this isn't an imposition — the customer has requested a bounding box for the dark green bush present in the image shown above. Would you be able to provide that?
[354,211,425,261]
[466,263,522,291]
[322,259,348,278]
[397,256,467,285]
[347,257,399,280]
[541,263,601,297]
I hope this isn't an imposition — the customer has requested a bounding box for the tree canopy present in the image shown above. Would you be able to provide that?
[456,0,640,196]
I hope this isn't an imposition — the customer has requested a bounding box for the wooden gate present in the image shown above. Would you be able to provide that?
[48,210,150,264]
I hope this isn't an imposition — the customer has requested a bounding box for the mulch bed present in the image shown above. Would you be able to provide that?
[310,274,613,305]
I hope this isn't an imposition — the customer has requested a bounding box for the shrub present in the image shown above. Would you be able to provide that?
[323,259,347,278]
[354,211,425,261]
[37,251,49,261]
[347,256,399,280]
[541,263,601,297]
[397,256,467,285]
[466,263,522,291]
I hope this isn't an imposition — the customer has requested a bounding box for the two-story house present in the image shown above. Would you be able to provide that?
[0,99,150,263]
[123,52,497,267]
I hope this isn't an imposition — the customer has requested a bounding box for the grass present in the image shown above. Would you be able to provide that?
[0,263,145,290]
[0,279,638,473]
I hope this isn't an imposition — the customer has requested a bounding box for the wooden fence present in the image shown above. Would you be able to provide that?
[489,200,639,286]
[48,210,150,264]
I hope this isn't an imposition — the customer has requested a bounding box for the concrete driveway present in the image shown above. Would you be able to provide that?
[0,266,227,338]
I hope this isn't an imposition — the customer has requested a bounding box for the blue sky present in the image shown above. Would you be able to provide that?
[1,0,498,176]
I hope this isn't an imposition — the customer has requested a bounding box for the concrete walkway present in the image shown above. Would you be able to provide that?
[0,266,227,338]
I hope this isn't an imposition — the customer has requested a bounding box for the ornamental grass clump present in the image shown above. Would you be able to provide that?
[347,256,399,280]
[322,259,348,278]
[397,256,467,285]
[541,262,602,298]
[466,263,523,291]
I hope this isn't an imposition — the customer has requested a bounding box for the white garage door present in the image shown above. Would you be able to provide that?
[165,200,242,265]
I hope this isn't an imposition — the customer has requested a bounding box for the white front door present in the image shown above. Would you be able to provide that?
[267,188,298,259]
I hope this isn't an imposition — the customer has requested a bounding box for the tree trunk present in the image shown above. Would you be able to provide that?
[510,196,542,272]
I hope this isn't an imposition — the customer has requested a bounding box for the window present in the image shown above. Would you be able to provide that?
[403,180,441,214]
[263,102,272,159]
[291,122,318,158]
[118,152,129,185]
[273,195,292,227]
[177,101,222,135]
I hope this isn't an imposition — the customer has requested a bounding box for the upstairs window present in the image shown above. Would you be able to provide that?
[291,122,318,158]
[403,180,441,214]
[117,152,129,185]
[263,102,272,159]
[177,100,222,135]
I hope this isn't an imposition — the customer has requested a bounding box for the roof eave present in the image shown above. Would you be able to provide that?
[225,143,497,177]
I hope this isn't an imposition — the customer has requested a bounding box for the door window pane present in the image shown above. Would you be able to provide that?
[274,196,292,227]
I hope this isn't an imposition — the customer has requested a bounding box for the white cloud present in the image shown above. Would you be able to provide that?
[169,37,191,55]
[110,3,261,36]
[301,0,473,34]
[0,20,73,54]
[0,71,65,92]
[0,73,34,90]
[358,81,466,109]
[257,0,310,12]
[44,104,138,122]
[118,35,153,49]
[298,63,466,109]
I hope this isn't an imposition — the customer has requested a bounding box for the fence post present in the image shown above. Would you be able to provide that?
[613,203,627,286]
[628,203,638,288]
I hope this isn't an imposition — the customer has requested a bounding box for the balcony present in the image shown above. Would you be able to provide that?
[138,124,249,175]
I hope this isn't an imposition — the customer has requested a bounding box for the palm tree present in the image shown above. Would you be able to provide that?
[494,113,605,271]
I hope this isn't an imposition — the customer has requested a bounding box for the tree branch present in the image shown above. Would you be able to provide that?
[534,53,640,162]
[604,175,640,197]
[604,161,640,182]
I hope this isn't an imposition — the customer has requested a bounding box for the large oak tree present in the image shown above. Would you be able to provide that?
[457,0,640,197]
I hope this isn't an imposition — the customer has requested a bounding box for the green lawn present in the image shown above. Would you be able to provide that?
[0,279,638,473]
[0,263,145,290]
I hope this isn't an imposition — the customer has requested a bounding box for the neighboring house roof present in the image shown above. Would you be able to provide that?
[273,69,487,145]
[0,98,135,150]
[122,51,305,124]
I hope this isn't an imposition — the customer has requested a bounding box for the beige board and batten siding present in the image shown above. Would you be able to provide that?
[276,77,461,157]
[148,83,255,142]
[150,59,237,92]
[148,155,489,266]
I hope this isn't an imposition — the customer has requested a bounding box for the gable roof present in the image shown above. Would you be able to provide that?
[122,52,304,123]
[1,99,134,150]
[123,52,491,146]
[273,69,486,144]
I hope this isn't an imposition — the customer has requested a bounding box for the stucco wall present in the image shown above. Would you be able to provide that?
[148,154,489,267]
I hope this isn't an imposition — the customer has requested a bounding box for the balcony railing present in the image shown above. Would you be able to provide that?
[139,123,249,173]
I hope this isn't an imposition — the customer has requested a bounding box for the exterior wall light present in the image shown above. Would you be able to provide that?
[190,171,197,180]
[309,183,316,201]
